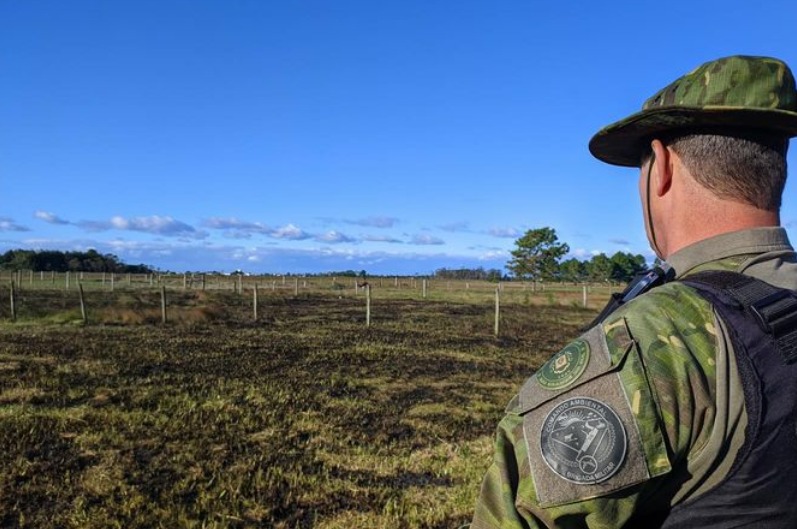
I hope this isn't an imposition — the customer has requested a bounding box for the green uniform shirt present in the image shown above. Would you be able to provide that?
[471,227,797,529]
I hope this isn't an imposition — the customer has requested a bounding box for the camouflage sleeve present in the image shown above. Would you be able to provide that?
[471,284,719,528]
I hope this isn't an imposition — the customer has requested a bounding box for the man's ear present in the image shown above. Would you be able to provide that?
[650,139,673,197]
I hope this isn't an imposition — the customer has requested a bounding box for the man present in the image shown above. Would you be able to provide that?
[471,55,797,528]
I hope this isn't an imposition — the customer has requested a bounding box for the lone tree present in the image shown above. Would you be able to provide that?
[507,227,570,281]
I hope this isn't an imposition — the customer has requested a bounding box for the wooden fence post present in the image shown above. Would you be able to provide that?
[494,288,500,337]
[366,284,371,327]
[253,285,259,322]
[422,279,427,299]
[582,285,588,308]
[78,283,88,324]
[65,271,70,290]
[10,282,16,322]
[161,286,167,324]
[294,277,299,296]
[111,274,115,292]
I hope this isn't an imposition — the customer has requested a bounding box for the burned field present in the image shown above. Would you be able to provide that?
[0,292,597,528]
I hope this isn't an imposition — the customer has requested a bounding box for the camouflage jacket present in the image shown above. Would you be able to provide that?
[471,227,797,528]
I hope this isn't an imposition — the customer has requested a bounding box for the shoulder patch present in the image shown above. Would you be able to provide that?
[536,339,590,390]
[540,397,627,484]
[515,322,671,508]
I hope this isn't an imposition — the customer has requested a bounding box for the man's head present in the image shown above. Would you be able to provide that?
[590,55,797,258]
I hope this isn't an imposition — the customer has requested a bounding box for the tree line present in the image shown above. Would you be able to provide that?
[0,249,153,274]
[507,227,648,283]
[433,267,503,282]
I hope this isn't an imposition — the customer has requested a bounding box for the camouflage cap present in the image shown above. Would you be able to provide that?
[589,55,797,167]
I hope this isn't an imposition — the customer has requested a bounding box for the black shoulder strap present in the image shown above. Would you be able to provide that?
[682,270,797,364]
[584,266,675,330]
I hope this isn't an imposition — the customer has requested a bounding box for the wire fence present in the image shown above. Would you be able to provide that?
[1,271,621,332]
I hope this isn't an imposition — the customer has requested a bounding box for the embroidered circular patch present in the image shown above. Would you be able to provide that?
[540,397,627,484]
[536,340,590,390]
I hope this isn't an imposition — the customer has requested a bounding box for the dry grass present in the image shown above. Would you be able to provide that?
[0,289,599,528]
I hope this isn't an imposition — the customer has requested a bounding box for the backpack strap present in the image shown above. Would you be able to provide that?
[585,266,675,330]
[682,270,797,364]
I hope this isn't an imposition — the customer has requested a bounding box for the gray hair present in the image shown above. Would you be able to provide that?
[665,132,788,211]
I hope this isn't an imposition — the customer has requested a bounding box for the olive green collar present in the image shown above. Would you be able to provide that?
[667,227,794,279]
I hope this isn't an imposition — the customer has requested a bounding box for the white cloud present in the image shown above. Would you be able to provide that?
[479,249,509,260]
[362,234,404,243]
[271,224,311,240]
[0,217,30,232]
[315,230,356,243]
[411,234,445,246]
[34,210,70,225]
[119,216,205,238]
[488,227,522,238]
[72,215,205,239]
[202,217,270,234]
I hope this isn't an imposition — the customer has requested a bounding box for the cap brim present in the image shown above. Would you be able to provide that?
[589,106,797,167]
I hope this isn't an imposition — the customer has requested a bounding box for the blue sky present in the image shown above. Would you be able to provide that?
[2,1,796,275]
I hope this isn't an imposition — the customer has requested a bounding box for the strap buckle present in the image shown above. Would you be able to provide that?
[749,289,797,338]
